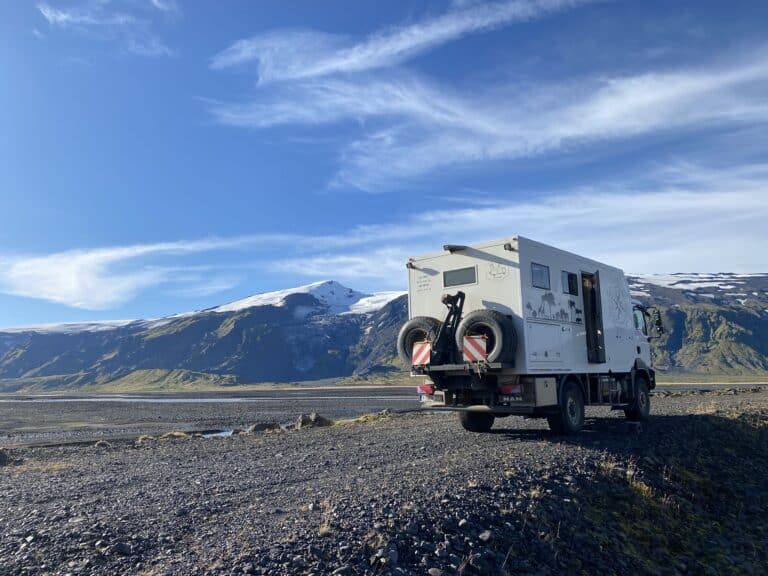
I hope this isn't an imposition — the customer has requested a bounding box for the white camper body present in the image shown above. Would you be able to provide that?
[401,236,657,434]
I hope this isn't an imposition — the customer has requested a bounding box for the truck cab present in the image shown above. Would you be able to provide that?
[399,236,662,434]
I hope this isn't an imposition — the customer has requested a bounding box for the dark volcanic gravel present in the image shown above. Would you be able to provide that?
[1,387,767,576]
[0,388,418,446]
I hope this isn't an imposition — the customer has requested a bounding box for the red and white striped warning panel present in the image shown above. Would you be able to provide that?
[463,335,488,362]
[411,341,432,365]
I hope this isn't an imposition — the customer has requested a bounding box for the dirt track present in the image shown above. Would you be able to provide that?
[1,387,767,575]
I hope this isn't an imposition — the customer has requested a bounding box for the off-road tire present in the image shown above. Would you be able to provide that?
[547,380,585,435]
[397,316,441,365]
[455,310,516,363]
[459,411,495,433]
[625,376,651,422]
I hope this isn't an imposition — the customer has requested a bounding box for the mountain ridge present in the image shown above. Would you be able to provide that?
[0,280,405,333]
[1,275,767,392]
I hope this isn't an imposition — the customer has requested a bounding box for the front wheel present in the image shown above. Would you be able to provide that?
[625,377,651,422]
[459,411,495,433]
[547,380,585,435]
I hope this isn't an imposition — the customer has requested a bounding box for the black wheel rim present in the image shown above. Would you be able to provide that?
[638,389,648,412]
[566,390,582,426]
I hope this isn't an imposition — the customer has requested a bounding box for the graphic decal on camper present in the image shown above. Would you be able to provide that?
[487,263,509,280]
[609,283,629,324]
[525,292,582,323]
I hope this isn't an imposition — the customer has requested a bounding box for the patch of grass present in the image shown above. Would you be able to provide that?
[3,460,70,474]
[527,485,543,500]
[159,431,189,440]
[693,400,719,415]
[597,456,620,475]
[83,369,240,392]
[334,371,412,387]
[625,461,654,499]
[580,408,768,575]
[332,411,392,427]
[656,373,768,384]
[318,498,335,537]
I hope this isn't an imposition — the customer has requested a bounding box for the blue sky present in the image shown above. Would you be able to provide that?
[1,0,767,326]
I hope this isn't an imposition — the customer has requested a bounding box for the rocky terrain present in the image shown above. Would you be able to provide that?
[0,388,418,447]
[1,386,766,575]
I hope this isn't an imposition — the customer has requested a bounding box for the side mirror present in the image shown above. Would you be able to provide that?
[650,309,664,335]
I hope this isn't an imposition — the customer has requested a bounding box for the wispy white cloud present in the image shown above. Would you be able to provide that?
[149,0,178,13]
[38,3,135,27]
[208,73,476,129]
[2,161,766,308]
[268,161,768,284]
[167,275,242,298]
[0,238,255,310]
[37,1,175,57]
[274,249,408,283]
[211,0,591,79]
[210,50,768,191]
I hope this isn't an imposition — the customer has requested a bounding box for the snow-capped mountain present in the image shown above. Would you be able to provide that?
[627,273,768,307]
[0,281,407,391]
[1,275,768,391]
[211,280,405,316]
[0,281,405,334]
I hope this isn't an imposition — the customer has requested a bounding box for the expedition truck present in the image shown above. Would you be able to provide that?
[397,236,663,434]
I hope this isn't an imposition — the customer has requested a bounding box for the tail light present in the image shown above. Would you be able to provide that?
[499,382,522,395]
[417,384,436,395]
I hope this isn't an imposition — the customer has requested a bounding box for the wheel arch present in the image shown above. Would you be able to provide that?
[633,358,656,390]
[558,374,587,405]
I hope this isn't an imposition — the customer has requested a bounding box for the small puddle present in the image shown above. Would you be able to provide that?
[200,429,235,438]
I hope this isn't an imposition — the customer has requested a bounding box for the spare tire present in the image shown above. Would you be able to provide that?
[455,310,516,363]
[397,316,441,365]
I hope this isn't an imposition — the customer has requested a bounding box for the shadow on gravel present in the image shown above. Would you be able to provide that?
[469,410,768,575]
[489,415,650,441]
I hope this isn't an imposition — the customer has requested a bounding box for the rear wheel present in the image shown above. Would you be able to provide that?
[459,411,495,433]
[625,376,651,421]
[547,380,585,435]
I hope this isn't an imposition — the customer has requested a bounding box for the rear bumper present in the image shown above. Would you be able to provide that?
[421,404,538,415]
[420,392,538,414]
[412,362,515,376]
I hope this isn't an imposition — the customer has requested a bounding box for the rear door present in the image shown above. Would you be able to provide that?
[581,271,606,363]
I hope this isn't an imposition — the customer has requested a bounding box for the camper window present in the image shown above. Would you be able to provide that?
[531,263,550,290]
[443,266,477,288]
[562,271,578,295]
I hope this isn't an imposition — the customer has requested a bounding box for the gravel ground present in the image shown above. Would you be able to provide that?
[0,388,418,447]
[1,387,767,576]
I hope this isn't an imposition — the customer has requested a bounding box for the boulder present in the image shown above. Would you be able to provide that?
[295,413,333,430]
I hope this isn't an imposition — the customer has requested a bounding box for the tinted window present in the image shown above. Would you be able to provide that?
[443,266,477,287]
[562,271,578,295]
[531,263,550,290]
